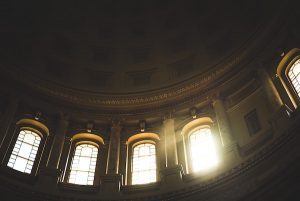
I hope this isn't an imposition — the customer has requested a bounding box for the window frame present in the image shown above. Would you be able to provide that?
[131,141,157,185]
[4,118,49,176]
[181,117,220,174]
[7,129,42,174]
[277,48,300,109]
[244,109,262,136]
[63,133,104,186]
[126,133,160,185]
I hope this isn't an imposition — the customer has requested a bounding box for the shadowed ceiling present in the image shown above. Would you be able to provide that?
[1,0,275,94]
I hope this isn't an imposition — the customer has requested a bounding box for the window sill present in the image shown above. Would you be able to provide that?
[58,182,99,193]
[122,181,161,193]
[0,165,37,185]
[182,168,220,183]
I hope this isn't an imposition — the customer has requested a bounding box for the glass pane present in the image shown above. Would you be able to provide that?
[292,60,300,75]
[7,130,41,174]
[18,143,32,158]
[189,128,219,172]
[139,146,149,156]
[132,143,156,185]
[75,171,89,185]
[288,59,300,97]
[23,133,36,144]
[81,147,93,157]
[13,157,28,172]
[68,143,98,185]
[78,157,91,171]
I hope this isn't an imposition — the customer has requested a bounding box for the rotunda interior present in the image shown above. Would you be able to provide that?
[1,0,300,200]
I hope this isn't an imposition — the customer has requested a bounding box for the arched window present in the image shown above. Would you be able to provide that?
[126,133,160,185]
[7,129,41,173]
[181,117,219,174]
[68,143,98,185]
[65,133,104,186]
[287,58,300,98]
[189,127,218,172]
[5,118,49,175]
[277,48,300,108]
[132,143,156,185]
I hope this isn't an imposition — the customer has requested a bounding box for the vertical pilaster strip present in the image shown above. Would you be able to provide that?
[213,98,234,147]
[257,68,283,111]
[106,121,121,174]
[118,140,127,184]
[0,97,18,149]
[47,115,69,170]
[163,118,178,167]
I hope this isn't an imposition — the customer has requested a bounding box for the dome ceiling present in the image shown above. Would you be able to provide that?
[1,0,275,96]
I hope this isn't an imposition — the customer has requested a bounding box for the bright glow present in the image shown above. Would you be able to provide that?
[288,58,300,97]
[132,143,156,185]
[68,144,98,185]
[7,130,41,173]
[189,128,219,172]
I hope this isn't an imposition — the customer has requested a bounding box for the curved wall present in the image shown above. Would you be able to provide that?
[0,1,300,200]
[0,61,299,201]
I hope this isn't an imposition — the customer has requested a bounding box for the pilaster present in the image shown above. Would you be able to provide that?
[106,120,122,174]
[212,98,234,147]
[0,97,18,152]
[39,113,69,186]
[47,115,69,170]
[257,67,283,112]
[102,120,122,193]
[160,115,183,187]
[212,97,240,168]
[162,116,178,167]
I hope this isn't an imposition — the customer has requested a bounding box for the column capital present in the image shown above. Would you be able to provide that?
[111,119,123,130]
[163,117,174,123]
[65,136,72,143]
[103,140,110,146]
[57,112,70,126]
[162,110,176,121]
[58,111,69,119]
[211,94,225,103]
